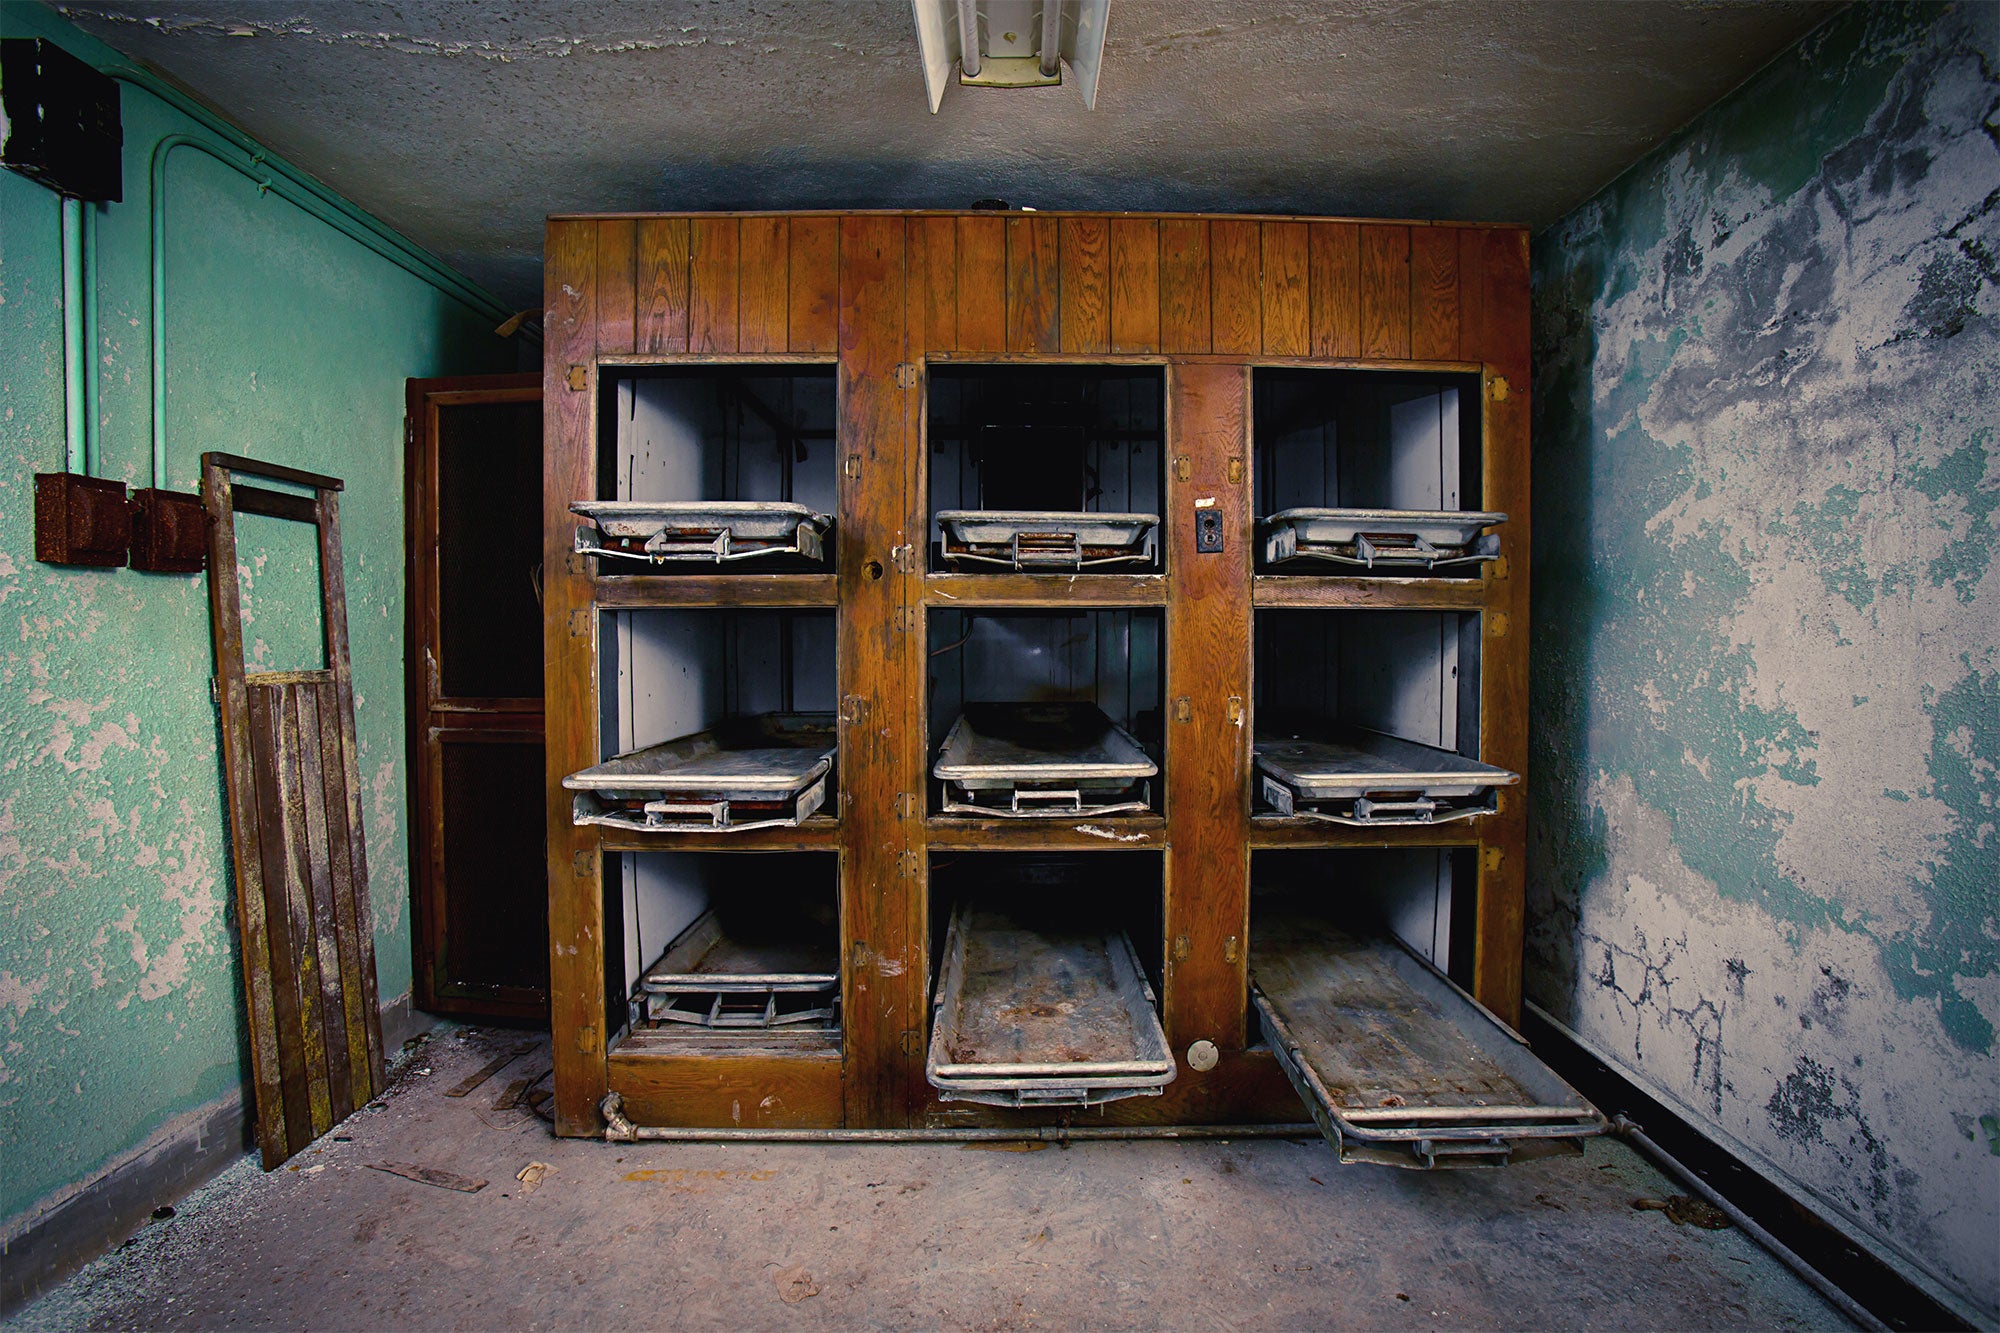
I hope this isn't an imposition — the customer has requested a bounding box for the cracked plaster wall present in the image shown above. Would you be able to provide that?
[0,6,510,1233]
[1528,2,1997,1317]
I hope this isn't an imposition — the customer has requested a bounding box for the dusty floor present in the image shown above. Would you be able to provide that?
[13,1026,1848,1331]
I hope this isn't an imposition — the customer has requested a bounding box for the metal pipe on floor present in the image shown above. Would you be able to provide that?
[1611,1116,1886,1332]
[601,1094,1315,1145]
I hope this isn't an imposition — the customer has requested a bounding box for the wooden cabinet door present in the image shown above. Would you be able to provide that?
[405,374,549,1020]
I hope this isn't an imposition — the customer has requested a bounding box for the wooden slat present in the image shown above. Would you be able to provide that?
[1006,213,1059,354]
[924,573,1167,608]
[315,676,372,1103]
[636,217,690,354]
[1163,362,1253,1054]
[1359,224,1411,359]
[594,219,637,355]
[787,217,839,353]
[1459,227,1531,382]
[1409,227,1460,362]
[542,218,607,1135]
[272,684,334,1137]
[245,684,312,1157]
[1309,222,1360,359]
[1058,215,1110,355]
[689,216,740,354]
[957,214,1006,353]
[1261,222,1309,357]
[1109,218,1160,354]
[1209,219,1261,355]
[608,1041,844,1128]
[922,215,959,352]
[231,486,317,524]
[837,214,913,1125]
[291,682,354,1127]
[1160,219,1211,354]
[1251,574,1489,611]
[738,216,790,354]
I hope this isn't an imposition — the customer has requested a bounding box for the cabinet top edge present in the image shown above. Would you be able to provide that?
[546,210,1528,233]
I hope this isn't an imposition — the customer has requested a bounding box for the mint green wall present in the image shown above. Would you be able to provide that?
[1529,2,1996,1318]
[0,6,513,1226]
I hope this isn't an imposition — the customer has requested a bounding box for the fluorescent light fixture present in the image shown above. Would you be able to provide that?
[912,0,1110,112]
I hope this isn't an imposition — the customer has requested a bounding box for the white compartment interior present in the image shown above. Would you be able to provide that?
[1256,610,1482,760]
[606,368,837,509]
[928,366,1164,565]
[611,851,839,1013]
[1253,848,1475,980]
[599,608,836,759]
[1255,369,1481,517]
[927,609,1164,758]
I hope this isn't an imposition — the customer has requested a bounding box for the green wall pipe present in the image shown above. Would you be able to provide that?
[60,196,85,474]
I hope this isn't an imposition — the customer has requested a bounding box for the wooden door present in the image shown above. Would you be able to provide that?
[406,375,549,1020]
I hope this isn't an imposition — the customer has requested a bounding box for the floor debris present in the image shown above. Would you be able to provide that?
[1633,1195,1733,1229]
[515,1162,554,1196]
[772,1264,820,1303]
[366,1162,487,1193]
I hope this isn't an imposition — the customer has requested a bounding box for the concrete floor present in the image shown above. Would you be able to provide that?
[13,1026,1849,1331]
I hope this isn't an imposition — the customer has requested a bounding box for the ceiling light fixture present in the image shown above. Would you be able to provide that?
[911,0,1110,112]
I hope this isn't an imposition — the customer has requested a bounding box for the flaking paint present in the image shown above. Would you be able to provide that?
[1529,1,1997,1316]
[0,7,510,1233]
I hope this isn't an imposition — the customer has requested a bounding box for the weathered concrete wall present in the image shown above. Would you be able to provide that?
[1528,1,1997,1318]
[0,7,510,1233]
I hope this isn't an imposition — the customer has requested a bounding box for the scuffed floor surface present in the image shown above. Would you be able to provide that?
[13,1026,1847,1331]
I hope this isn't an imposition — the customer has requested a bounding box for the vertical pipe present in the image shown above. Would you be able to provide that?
[1040,0,1062,76]
[61,196,86,474]
[956,0,982,77]
[81,203,101,477]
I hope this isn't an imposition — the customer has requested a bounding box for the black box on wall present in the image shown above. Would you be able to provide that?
[0,38,123,202]
[128,488,207,573]
[34,472,129,567]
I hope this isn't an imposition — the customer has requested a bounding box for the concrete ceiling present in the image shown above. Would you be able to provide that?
[57,1,1841,308]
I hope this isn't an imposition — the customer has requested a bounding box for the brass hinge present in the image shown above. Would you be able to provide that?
[894,606,920,633]
[896,792,920,819]
[1226,696,1244,726]
[569,607,590,638]
[1489,555,1510,581]
[575,1023,598,1054]
[895,362,919,390]
[899,850,922,877]
[1489,375,1511,402]
[1483,847,1504,873]
[1227,456,1244,485]
[1172,934,1191,962]
[571,849,592,878]
[403,415,415,448]
[891,543,917,573]
[841,694,871,725]
[1490,612,1510,639]
[1174,697,1192,724]
[902,1029,924,1057]
[1174,455,1192,482]
[566,364,588,392]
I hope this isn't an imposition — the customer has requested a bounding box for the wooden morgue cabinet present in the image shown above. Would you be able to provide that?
[542,211,1602,1167]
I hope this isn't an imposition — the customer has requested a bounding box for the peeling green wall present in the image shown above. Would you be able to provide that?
[0,7,512,1229]
[1528,1,1997,1317]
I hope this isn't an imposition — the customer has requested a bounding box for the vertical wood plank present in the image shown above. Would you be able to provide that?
[273,687,334,1138]
[1209,219,1261,355]
[956,215,1006,353]
[689,216,740,354]
[542,217,606,1135]
[1260,221,1309,357]
[1360,224,1411,359]
[1163,362,1253,1057]
[898,215,934,1124]
[1159,219,1211,354]
[636,216,690,354]
[922,215,958,352]
[594,219,636,356]
[1006,213,1059,354]
[1409,226,1461,362]
[314,676,372,1104]
[788,217,839,353]
[291,683,354,1126]
[738,216,790,354]
[1109,217,1160,354]
[314,491,382,1094]
[246,684,312,1158]
[1058,215,1110,355]
[837,216,913,1126]
[1309,222,1360,359]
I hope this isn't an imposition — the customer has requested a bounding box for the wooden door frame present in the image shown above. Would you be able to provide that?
[405,373,547,1020]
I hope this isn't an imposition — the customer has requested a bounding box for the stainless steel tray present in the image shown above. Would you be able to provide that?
[936,510,1159,570]
[565,713,836,833]
[572,500,832,565]
[935,703,1157,818]
[633,908,839,1030]
[928,901,1176,1108]
[1256,726,1518,826]
[1262,507,1504,571]
[1251,908,1604,1168]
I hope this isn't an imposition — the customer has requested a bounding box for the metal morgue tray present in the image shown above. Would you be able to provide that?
[1251,906,1604,1169]
[1256,726,1518,826]
[934,703,1156,818]
[1261,508,1505,572]
[565,712,836,833]
[572,500,832,566]
[927,901,1176,1109]
[936,510,1159,571]
[632,907,839,1031]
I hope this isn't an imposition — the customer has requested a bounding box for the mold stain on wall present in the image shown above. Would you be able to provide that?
[1529,1,1997,1316]
[0,5,512,1242]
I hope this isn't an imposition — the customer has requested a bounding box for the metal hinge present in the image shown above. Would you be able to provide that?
[404,415,415,449]
[897,792,920,819]
[1227,696,1244,726]
[1490,612,1510,639]
[895,363,919,390]
[902,1029,925,1057]
[1174,455,1192,482]
[569,607,590,638]
[1174,697,1192,724]
[571,849,592,878]
[899,850,922,877]
[841,695,871,725]
[1223,935,1240,965]
[1228,457,1244,485]
[566,364,588,392]
[891,543,917,573]
[210,677,221,706]
[844,454,862,479]
[576,1024,598,1054]
[1483,847,1504,873]
[1489,375,1511,402]
[894,606,920,633]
